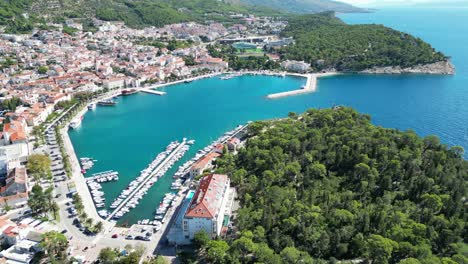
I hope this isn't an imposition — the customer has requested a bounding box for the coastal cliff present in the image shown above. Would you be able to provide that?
[360,60,455,75]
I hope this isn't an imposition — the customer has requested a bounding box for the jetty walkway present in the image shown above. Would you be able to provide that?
[140,88,166,96]
[106,140,187,220]
[266,72,337,99]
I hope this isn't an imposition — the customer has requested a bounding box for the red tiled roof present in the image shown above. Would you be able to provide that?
[192,152,220,170]
[185,174,228,219]
[3,226,16,237]
[3,121,26,142]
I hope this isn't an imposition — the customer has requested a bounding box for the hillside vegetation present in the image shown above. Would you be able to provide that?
[0,0,283,32]
[203,108,468,263]
[280,12,447,71]
[239,0,363,14]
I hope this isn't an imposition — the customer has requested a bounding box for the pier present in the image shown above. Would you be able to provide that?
[266,72,337,99]
[106,140,187,220]
[140,88,167,96]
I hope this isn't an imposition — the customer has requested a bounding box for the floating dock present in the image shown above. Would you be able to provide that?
[86,170,119,182]
[106,140,187,220]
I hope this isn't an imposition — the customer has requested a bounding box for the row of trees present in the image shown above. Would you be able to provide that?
[72,194,104,233]
[280,12,447,71]
[208,107,467,263]
[26,154,59,219]
[98,244,167,264]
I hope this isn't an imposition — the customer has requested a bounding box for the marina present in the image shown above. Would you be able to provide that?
[79,157,96,173]
[143,124,248,227]
[106,139,193,221]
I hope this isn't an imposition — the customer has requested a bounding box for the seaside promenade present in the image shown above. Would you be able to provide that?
[60,125,115,231]
[141,72,223,91]
[266,72,337,99]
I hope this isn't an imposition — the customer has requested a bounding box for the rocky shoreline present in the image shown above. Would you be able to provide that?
[359,60,455,75]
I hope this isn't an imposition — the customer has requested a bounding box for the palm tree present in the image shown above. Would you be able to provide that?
[51,202,59,220]
[79,212,87,221]
[75,202,84,213]
[94,221,104,233]
[39,231,69,263]
[85,218,93,227]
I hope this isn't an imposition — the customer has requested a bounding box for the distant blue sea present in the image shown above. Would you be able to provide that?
[69,7,468,224]
[337,7,468,156]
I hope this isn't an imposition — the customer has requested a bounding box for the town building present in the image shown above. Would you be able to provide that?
[189,152,221,178]
[281,60,311,73]
[182,174,231,240]
[1,121,27,145]
[0,167,29,209]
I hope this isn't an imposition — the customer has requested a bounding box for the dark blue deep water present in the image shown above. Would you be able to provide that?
[337,7,468,157]
[69,7,468,224]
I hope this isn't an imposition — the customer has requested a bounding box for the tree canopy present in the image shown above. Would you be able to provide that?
[27,154,52,181]
[210,107,467,263]
[280,12,447,71]
[39,231,69,263]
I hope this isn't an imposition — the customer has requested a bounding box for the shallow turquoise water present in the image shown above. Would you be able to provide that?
[70,7,468,224]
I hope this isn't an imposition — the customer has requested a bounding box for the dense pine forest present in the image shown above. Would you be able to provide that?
[198,108,468,264]
[280,12,447,71]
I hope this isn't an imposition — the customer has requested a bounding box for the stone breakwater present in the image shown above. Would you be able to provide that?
[360,60,455,75]
[266,72,338,99]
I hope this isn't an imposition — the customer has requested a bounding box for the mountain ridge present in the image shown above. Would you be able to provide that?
[237,0,365,14]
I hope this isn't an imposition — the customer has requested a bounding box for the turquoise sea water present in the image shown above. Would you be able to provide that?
[70,7,468,224]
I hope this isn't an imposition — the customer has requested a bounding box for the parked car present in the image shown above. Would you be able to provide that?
[125,235,134,240]
[22,210,32,215]
[84,229,96,236]
[111,234,118,239]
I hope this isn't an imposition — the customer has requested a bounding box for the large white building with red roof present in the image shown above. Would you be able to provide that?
[182,174,230,240]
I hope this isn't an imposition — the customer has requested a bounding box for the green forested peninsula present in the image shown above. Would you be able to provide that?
[201,108,467,264]
[280,12,447,71]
